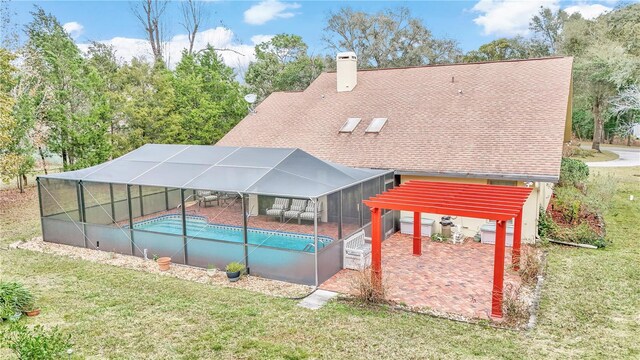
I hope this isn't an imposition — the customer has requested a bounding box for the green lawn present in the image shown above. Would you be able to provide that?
[1,167,639,359]
[570,149,619,162]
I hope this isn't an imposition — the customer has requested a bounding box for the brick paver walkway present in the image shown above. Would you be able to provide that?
[320,233,521,319]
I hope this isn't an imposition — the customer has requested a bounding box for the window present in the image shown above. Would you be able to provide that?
[488,180,517,186]
[365,118,388,133]
[339,118,361,133]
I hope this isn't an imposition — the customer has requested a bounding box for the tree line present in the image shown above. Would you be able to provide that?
[1,2,639,192]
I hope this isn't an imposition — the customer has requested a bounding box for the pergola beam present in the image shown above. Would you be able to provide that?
[378,188,529,204]
[363,200,515,221]
[370,194,525,212]
[404,180,532,193]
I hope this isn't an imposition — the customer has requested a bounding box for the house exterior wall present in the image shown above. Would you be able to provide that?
[398,175,554,243]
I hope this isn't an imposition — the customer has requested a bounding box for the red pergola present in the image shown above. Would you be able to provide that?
[363,180,533,318]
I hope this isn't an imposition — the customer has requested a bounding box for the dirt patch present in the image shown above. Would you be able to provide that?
[547,196,605,236]
[12,237,313,299]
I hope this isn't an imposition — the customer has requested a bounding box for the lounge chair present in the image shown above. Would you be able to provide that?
[283,199,307,222]
[343,229,371,270]
[266,198,290,222]
[298,201,322,224]
[198,191,219,207]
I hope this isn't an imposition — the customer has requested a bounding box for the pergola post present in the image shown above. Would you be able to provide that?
[491,220,507,318]
[413,211,421,256]
[512,209,523,271]
[370,207,382,289]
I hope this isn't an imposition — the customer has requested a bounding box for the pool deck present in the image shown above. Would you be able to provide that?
[320,233,522,320]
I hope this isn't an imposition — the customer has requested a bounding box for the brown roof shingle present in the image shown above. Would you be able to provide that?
[219,57,574,182]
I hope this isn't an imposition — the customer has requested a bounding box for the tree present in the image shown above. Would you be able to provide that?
[22,7,111,169]
[529,6,567,55]
[132,0,167,63]
[561,4,640,150]
[463,37,530,62]
[573,43,638,151]
[0,48,34,192]
[172,46,247,144]
[245,34,324,101]
[610,85,640,145]
[180,0,205,55]
[323,7,461,68]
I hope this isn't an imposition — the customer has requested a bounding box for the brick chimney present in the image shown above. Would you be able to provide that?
[336,52,357,92]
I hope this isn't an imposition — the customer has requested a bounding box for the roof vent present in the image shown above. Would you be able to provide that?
[339,117,361,133]
[336,52,357,93]
[365,118,387,133]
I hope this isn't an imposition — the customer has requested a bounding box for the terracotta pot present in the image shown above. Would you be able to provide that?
[25,309,41,317]
[157,257,172,271]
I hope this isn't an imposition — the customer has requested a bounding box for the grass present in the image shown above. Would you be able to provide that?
[1,166,639,359]
[569,149,619,162]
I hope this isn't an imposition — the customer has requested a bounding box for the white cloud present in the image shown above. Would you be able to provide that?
[62,21,84,39]
[472,0,560,36]
[243,0,301,25]
[250,34,275,45]
[564,3,612,19]
[77,27,271,73]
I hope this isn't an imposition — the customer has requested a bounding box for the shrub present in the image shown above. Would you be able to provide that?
[0,282,35,322]
[519,246,542,286]
[553,186,585,224]
[225,262,245,273]
[350,267,386,305]
[559,158,589,187]
[502,284,528,327]
[563,144,594,158]
[0,322,72,360]
[537,207,557,240]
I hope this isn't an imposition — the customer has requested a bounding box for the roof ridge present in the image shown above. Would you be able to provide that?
[325,56,572,74]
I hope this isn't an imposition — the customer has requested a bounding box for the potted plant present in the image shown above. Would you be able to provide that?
[206,264,217,276]
[225,262,245,282]
[0,281,35,321]
[24,306,41,317]
[157,257,172,271]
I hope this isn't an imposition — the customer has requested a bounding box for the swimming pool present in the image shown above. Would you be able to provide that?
[132,215,332,252]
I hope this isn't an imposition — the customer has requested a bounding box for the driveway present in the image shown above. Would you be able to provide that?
[583,145,640,167]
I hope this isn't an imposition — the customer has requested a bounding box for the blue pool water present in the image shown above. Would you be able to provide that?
[132,215,332,252]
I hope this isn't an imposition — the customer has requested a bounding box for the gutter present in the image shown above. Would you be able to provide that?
[394,170,559,183]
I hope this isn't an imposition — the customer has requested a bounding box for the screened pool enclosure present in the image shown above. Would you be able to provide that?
[37,144,394,285]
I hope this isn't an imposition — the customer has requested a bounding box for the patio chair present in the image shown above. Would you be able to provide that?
[266,198,290,222]
[298,201,323,224]
[283,199,307,222]
[197,191,219,207]
[343,229,371,270]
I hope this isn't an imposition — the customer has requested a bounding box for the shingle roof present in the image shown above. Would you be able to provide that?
[219,57,574,182]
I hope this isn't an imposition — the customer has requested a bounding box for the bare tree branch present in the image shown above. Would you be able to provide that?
[180,0,204,55]
[131,0,167,63]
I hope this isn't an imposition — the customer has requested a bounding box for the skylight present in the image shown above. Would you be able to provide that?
[365,118,388,133]
[339,118,361,133]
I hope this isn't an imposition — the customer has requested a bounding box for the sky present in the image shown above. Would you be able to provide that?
[6,0,625,73]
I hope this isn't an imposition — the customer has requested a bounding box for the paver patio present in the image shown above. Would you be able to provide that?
[320,233,521,319]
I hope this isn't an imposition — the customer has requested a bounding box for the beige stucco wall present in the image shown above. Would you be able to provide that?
[399,175,554,243]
